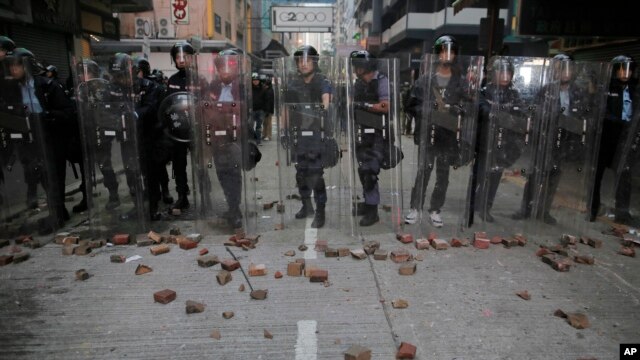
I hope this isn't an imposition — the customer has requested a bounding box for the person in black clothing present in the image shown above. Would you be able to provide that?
[284,45,333,228]
[3,48,74,232]
[133,57,174,207]
[591,55,637,224]
[262,75,274,141]
[165,41,194,212]
[404,35,469,228]
[350,50,391,226]
[251,72,267,145]
[0,36,16,207]
[474,58,524,222]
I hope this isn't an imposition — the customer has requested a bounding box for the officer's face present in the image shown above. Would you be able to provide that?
[0,49,6,61]
[495,70,512,87]
[616,63,632,82]
[438,46,456,64]
[559,62,573,83]
[217,61,238,84]
[9,62,25,80]
[296,56,315,76]
[354,66,367,79]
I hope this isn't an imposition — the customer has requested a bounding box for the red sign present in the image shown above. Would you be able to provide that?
[171,0,189,25]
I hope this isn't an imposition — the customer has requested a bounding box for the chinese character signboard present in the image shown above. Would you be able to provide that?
[171,0,189,25]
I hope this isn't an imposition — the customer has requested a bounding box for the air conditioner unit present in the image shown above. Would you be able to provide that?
[157,17,175,38]
[135,17,153,39]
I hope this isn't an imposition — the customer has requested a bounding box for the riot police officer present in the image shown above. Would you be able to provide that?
[166,41,195,212]
[404,35,468,228]
[0,36,16,102]
[251,72,267,145]
[4,48,74,230]
[591,55,637,224]
[474,58,524,222]
[350,50,391,226]
[285,45,333,228]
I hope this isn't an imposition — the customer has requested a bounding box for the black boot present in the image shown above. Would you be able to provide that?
[26,183,38,209]
[359,204,379,226]
[161,183,174,204]
[311,203,325,228]
[172,193,190,210]
[72,198,87,213]
[105,191,120,210]
[295,198,314,219]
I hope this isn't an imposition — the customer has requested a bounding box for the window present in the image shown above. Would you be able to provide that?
[215,14,222,33]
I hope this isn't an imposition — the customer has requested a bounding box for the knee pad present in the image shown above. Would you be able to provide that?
[359,169,377,191]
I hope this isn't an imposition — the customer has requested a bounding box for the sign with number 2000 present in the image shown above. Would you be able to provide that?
[171,0,189,25]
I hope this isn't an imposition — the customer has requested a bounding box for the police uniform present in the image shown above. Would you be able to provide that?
[165,69,191,205]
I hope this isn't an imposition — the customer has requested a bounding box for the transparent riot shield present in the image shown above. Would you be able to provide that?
[345,56,404,237]
[614,92,640,228]
[403,54,483,240]
[530,60,611,239]
[188,51,258,234]
[0,58,63,235]
[273,56,347,238]
[473,56,550,236]
[73,55,147,237]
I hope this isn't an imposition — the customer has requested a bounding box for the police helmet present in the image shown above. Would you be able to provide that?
[214,48,241,68]
[170,41,195,66]
[350,50,377,72]
[433,35,458,62]
[77,59,101,79]
[252,72,259,80]
[611,55,635,80]
[5,48,45,76]
[133,57,151,77]
[110,53,131,73]
[0,36,16,52]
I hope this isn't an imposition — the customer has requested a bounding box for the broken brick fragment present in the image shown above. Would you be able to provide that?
[310,269,328,282]
[396,233,413,244]
[263,202,274,210]
[62,245,75,256]
[179,239,198,250]
[150,244,170,256]
[427,232,437,241]
[238,284,245,292]
[88,239,106,249]
[587,237,602,248]
[217,270,232,285]
[474,231,487,241]
[287,262,303,276]
[515,290,531,300]
[74,244,92,256]
[373,249,387,260]
[147,231,163,243]
[154,289,176,304]
[619,246,636,257]
[264,329,273,339]
[186,300,205,314]
[396,342,417,359]
[473,238,490,249]
[431,239,449,250]
[135,264,153,275]
[490,236,503,244]
[276,204,285,213]
[199,248,209,256]
[514,234,528,246]
[248,263,267,276]
[62,236,79,245]
[621,235,640,247]
[536,247,552,257]
[304,265,319,278]
[350,249,367,259]
[338,248,350,257]
[315,239,328,251]
[220,259,240,271]
[110,255,126,263]
[415,239,430,250]
[136,237,154,247]
[12,252,29,263]
[363,240,380,254]
[250,289,268,300]
[392,299,409,309]
[75,269,90,281]
[0,255,13,266]
[112,234,130,245]
[344,344,372,360]
[502,237,519,248]
[284,250,296,256]
[398,262,416,275]
[222,311,234,319]
[15,235,33,244]
[566,313,590,329]
[574,255,595,264]
[210,330,221,340]
[169,227,181,235]
[450,238,464,247]
[274,223,285,230]
[560,234,578,246]
[325,248,339,257]
[274,271,283,279]
[197,255,219,268]
[390,248,411,263]
[53,232,70,244]
[298,244,308,251]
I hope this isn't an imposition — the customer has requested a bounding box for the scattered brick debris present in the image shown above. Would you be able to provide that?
[263,329,273,339]
[287,262,304,276]
[338,248,350,257]
[515,290,531,300]
[363,240,380,255]
[62,245,75,256]
[350,249,367,259]
[199,248,209,256]
[414,253,425,261]
[110,255,126,263]
[431,238,449,250]
[197,255,219,268]
[112,234,130,245]
[399,262,416,275]
[75,269,90,281]
[248,263,267,276]
[298,244,308,251]
[186,300,205,314]
[12,252,29,263]
[310,269,328,282]
[53,232,70,244]
[210,330,221,340]
[15,235,33,244]
[502,237,518,248]
[304,265,318,278]
[619,246,636,257]
[373,249,387,260]
[222,311,234,319]
[574,255,595,264]
[263,202,274,210]
[315,239,328,251]
[274,223,285,230]
[396,233,413,244]
[274,271,283,279]
[135,264,153,275]
[473,237,490,249]
[554,309,590,329]
[0,255,13,266]
[284,250,296,256]
[542,254,572,271]
[392,299,409,309]
[150,244,170,256]
[490,236,503,244]
[622,235,640,247]
[238,284,245,292]
[169,227,181,235]
[415,239,430,250]
[325,248,338,257]
[220,259,240,271]
[450,238,467,247]
[136,236,154,247]
[390,248,412,263]
[536,247,552,257]
[74,244,92,255]
[250,289,268,300]
[344,344,372,360]
[276,204,285,213]
[396,342,417,359]
[560,234,578,246]
[217,270,232,285]
[154,289,176,304]
[513,234,527,246]
[147,231,163,243]
[89,239,106,249]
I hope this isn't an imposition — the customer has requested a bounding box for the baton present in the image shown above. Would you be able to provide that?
[225,246,254,292]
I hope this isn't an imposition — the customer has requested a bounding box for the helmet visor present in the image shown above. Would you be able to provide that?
[174,47,192,64]
[557,60,573,82]
[215,55,239,75]
[494,62,513,83]
[616,62,633,81]
[295,54,317,68]
[437,43,456,63]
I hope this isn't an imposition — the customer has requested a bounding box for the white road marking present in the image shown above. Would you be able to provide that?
[295,320,318,360]
[304,218,317,259]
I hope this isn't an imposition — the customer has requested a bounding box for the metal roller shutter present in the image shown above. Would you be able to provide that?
[573,40,640,63]
[10,25,71,82]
